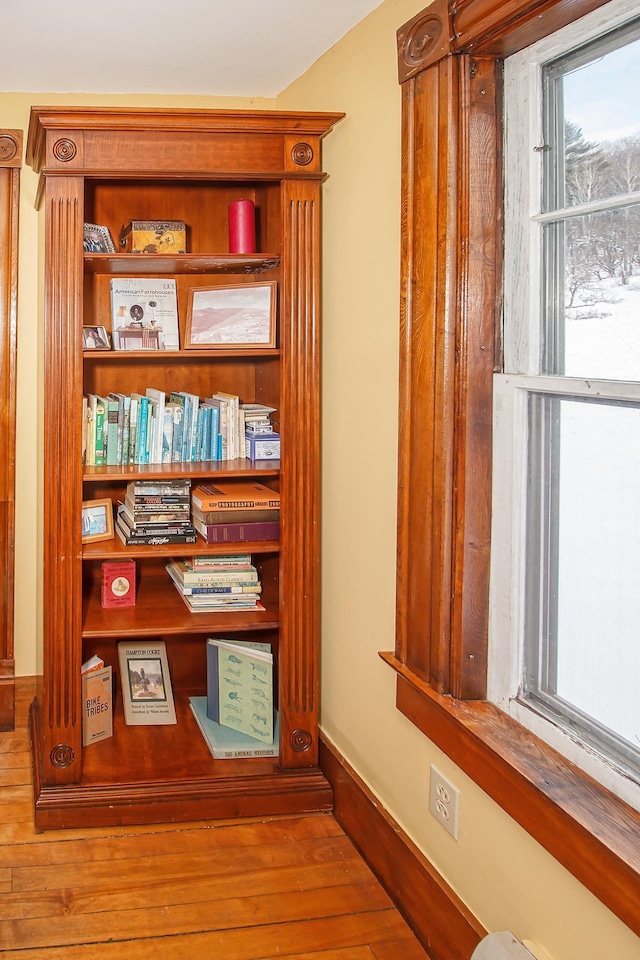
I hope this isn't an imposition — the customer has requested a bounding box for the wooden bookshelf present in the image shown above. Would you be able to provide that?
[26,106,343,830]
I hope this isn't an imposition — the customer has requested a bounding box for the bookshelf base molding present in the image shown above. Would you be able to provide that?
[30,699,332,831]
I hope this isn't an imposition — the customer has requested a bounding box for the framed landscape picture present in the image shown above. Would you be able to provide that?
[185,281,277,349]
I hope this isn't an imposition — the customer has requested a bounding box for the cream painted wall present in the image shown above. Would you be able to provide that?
[276,2,640,960]
[3,4,640,959]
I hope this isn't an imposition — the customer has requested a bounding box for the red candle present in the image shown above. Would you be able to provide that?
[228,199,256,254]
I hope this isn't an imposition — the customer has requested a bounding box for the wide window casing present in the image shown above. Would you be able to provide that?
[388,0,640,937]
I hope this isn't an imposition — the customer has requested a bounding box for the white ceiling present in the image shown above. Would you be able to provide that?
[0,0,384,99]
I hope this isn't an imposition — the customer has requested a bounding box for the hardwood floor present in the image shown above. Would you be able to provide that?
[0,678,432,959]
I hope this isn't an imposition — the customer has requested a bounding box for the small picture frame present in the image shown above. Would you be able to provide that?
[185,281,277,349]
[82,499,114,544]
[83,223,116,254]
[82,325,111,350]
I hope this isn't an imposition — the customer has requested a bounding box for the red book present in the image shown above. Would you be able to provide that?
[101,560,136,608]
[193,519,280,544]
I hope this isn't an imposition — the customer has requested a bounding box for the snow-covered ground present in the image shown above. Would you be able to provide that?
[555,276,640,749]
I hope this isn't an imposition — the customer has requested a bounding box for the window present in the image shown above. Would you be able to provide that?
[494,0,640,807]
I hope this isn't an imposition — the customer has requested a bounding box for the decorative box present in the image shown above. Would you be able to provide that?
[245,433,281,460]
[119,220,187,254]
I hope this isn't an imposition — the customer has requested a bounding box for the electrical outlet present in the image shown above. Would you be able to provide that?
[429,765,460,840]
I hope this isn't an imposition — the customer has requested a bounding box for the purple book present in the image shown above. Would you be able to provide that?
[193,519,280,543]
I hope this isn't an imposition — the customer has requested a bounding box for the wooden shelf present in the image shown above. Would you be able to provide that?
[82,459,280,482]
[83,575,279,638]
[83,536,280,560]
[83,253,281,275]
[83,347,281,360]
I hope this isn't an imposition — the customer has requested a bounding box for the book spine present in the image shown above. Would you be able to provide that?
[135,397,149,465]
[105,398,120,466]
[93,397,106,466]
[171,404,184,462]
[116,526,197,546]
[127,396,139,465]
[193,519,280,543]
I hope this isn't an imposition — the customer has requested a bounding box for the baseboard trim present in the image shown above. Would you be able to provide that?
[319,734,486,960]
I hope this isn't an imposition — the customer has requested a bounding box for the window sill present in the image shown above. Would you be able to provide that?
[380,651,640,936]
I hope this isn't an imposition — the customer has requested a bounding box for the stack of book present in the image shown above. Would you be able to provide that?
[166,555,264,612]
[190,480,280,543]
[116,479,197,545]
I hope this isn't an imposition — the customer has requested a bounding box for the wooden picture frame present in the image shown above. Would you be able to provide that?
[185,281,277,349]
[81,499,114,544]
[82,325,111,350]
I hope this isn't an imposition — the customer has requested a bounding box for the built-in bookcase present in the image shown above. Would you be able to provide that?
[26,107,342,830]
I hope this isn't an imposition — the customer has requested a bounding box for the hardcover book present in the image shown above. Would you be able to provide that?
[101,559,136,608]
[118,641,177,725]
[189,696,278,759]
[193,518,280,544]
[206,637,274,742]
[191,480,280,511]
[82,663,113,746]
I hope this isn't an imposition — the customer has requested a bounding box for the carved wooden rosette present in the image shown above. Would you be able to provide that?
[0,129,21,731]
[41,175,84,781]
[279,178,321,768]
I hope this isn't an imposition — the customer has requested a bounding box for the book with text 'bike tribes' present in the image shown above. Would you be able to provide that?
[206,638,274,743]
[118,641,176,725]
[81,662,113,746]
[189,696,279,759]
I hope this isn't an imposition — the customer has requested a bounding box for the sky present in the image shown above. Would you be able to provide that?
[564,35,640,142]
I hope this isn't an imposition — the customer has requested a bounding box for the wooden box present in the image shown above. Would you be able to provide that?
[119,220,187,254]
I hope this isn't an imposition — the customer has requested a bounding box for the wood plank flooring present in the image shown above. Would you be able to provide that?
[0,678,432,959]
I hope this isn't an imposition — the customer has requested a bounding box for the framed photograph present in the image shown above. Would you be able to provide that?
[81,499,114,544]
[185,281,277,349]
[82,325,111,350]
[83,223,116,254]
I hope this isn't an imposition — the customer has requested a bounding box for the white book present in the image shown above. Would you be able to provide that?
[146,388,166,464]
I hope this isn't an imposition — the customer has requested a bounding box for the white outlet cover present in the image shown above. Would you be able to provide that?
[429,765,460,840]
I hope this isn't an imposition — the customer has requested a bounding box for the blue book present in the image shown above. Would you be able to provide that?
[132,394,149,465]
[189,696,278,759]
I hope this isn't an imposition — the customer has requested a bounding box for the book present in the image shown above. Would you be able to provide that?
[206,638,274,742]
[176,592,264,613]
[82,663,113,746]
[110,278,179,350]
[145,387,166,464]
[191,480,280,511]
[245,432,280,460]
[166,558,259,585]
[118,641,177,725]
[190,553,253,567]
[101,559,136,608]
[193,518,280,543]
[116,524,198,547]
[189,696,278,759]
[191,506,280,525]
[165,564,261,595]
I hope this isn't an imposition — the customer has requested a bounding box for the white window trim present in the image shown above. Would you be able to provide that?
[490,0,640,813]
